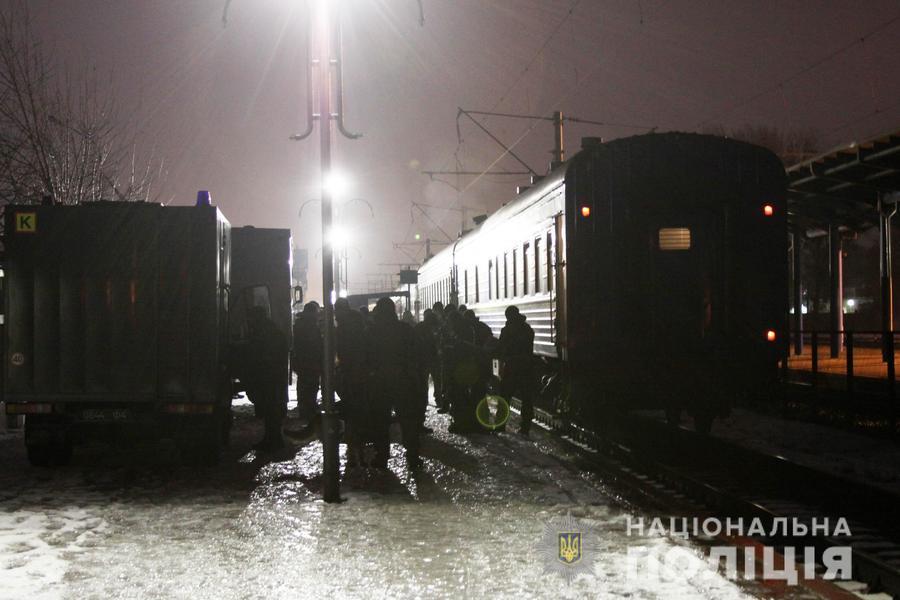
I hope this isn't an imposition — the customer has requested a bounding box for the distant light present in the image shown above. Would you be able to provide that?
[330,290,337,305]
[323,171,351,199]
[763,204,774,217]
[580,206,591,218]
[196,190,212,206]
[414,233,422,241]
[766,330,777,342]
[338,289,348,298]
[846,298,856,308]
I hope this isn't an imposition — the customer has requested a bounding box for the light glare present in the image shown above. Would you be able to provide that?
[323,171,351,198]
[328,225,349,249]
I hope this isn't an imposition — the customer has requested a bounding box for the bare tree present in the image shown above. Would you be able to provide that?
[703,123,822,167]
[0,1,163,205]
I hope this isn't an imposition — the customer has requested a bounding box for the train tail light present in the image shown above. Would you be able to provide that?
[580,205,591,218]
[766,330,777,342]
[763,204,774,217]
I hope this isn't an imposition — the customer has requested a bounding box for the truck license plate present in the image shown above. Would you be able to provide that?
[81,409,130,422]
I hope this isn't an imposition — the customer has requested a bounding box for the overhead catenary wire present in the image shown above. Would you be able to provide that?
[696,12,900,129]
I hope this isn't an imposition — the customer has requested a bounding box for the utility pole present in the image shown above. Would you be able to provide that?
[290,0,361,504]
[552,110,564,166]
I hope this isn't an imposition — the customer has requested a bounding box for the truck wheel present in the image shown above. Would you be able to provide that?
[179,438,220,466]
[693,412,714,435]
[665,407,682,427]
[25,417,73,466]
[26,441,73,467]
[178,418,222,466]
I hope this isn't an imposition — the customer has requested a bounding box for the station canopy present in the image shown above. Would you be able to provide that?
[787,129,900,232]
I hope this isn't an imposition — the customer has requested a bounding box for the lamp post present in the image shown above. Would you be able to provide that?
[291,0,361,504]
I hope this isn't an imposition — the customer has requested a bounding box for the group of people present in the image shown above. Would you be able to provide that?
[422,302,536,436]
[243,295,536,469]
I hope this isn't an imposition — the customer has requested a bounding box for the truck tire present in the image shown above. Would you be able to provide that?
[26,441,73,467]
[693,411,714,435]
[178,417,222,466]
[25,417,73,467]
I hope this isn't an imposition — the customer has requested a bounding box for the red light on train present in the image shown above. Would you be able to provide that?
[766,330,777,342]
[581,206,591,218]
[763,204,774,217]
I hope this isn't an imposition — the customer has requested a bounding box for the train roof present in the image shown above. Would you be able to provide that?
[420,131,782,271]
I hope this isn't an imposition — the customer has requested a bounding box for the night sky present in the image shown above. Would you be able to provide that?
[20,0,900,300]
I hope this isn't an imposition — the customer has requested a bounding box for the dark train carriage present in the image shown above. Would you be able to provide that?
[415,132,787,429]
[565,133,787,425]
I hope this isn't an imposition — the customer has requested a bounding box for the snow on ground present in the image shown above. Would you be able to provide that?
[0,401,769,600]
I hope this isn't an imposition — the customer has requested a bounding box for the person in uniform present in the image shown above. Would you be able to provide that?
[413,310,437,435]
[292,301,323,422]
[430,302,446,410]
[245,306,289,451]
[445,310,480,434]
[367,298,419,469]
[334,298,369,468]
[497,305,536,436]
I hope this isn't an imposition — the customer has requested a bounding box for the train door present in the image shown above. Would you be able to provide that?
[553,213,567,358]
[649,214,720,362]
[648,210,725,422]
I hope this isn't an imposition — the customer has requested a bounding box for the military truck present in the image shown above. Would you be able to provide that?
[2,202,292,465]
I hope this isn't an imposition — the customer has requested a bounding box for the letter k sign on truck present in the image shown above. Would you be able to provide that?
[15,212,36,233]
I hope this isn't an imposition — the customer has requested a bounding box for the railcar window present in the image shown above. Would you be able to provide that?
[495,256,500,300]
[488,260,493,300]
[503,253,509,299]
[475,266,480,303]
[659,228,691,251]
[546,232,553,292]
[512,249,518,297]
[533,238,540,293]
[522,243,529,295]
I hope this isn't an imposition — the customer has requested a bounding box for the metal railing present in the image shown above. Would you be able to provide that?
[786,329,897,405]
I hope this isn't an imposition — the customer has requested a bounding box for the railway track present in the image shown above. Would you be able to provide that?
[510,400,900,599]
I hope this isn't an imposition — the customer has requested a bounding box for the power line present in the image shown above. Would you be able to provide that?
[488,0,583,114]
[438,0,583,178]
[697,12,900,129]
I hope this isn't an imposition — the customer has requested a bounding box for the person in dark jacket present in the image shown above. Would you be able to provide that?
[430,302,446,409]
[245,306,289,450]
[334,298,368,467]
[292,301,323,422]
[368,298,419,469]
[413,311,438,434]
[446,310,481,434]
[497,305,535,435]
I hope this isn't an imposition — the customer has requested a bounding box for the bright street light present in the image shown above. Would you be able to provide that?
[323,170,352,199]
[328,225,350,249]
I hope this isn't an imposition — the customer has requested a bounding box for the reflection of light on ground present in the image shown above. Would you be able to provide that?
[2,405,759,599]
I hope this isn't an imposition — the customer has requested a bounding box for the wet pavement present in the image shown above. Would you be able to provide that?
[0,400,771,600]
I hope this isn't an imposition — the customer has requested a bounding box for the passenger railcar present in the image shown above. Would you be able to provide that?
[415,132,787,429]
